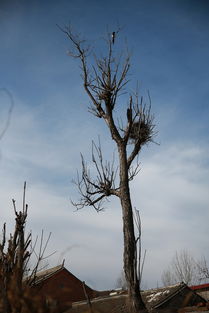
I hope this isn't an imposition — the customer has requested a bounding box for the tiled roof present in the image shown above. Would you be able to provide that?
[32,264,64,284]
[65,282,188,313]
[143,282,186,309]
[190,283,209,291]
[69,294,128,313]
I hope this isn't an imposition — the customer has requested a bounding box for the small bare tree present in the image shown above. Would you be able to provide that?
[162,250,199,286]
[62,26,155,313]
[161,269,175,287]
[195,257,209,283]
[0,183,57,313]
[116,270,127,290]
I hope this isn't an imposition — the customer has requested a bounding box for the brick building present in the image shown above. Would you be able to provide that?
[31,264,98,311]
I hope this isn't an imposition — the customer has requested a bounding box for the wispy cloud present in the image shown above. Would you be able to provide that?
[1,110,208,289]
[132,143,209,286]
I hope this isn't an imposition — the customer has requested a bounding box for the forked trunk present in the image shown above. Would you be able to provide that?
[119,145,147,313]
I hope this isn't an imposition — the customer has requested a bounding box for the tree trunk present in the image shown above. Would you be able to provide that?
[119,145,147,313]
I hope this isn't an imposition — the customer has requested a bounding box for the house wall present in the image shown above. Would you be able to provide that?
[32,269,97,311]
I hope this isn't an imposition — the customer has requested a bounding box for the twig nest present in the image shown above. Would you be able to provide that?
[98,90,112,101]
[129,121,151,145]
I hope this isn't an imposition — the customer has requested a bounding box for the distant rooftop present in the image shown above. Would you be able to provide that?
[190,283,209,291]
[32,264,64,284]
[67,282,189,313]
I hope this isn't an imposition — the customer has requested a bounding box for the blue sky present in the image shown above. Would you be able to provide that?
[0,0,209,290]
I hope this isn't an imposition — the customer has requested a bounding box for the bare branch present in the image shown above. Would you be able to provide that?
[62,26,136,143]
[127,96,156,168]
[72,141,120,211]
[58,24,106,119]
[128,155,141,181]
[162,250,199,286]
[196,257,209,281]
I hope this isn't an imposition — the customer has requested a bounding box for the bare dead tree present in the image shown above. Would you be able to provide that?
[116,270,127,290]
[162,251,209,287]
[195,257,209,283]
[0,182,57,313]
[61,26,156,313]
[0,182,30,313]
[161,269,175,287]
[161,250,199,287]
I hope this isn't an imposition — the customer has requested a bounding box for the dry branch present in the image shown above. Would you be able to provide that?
[72,141,119,211]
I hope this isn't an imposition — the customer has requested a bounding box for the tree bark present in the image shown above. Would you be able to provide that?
[119,145,147,313]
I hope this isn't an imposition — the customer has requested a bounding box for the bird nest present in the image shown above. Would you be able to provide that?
[129,121,152,145]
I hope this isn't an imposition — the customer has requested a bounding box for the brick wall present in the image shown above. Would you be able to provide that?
[32,268,97,311]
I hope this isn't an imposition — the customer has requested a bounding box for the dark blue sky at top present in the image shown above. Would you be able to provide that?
[1,0,209,149]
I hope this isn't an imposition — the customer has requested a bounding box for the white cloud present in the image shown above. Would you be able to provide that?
[1,129,208,290]
[1,73,209,291]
